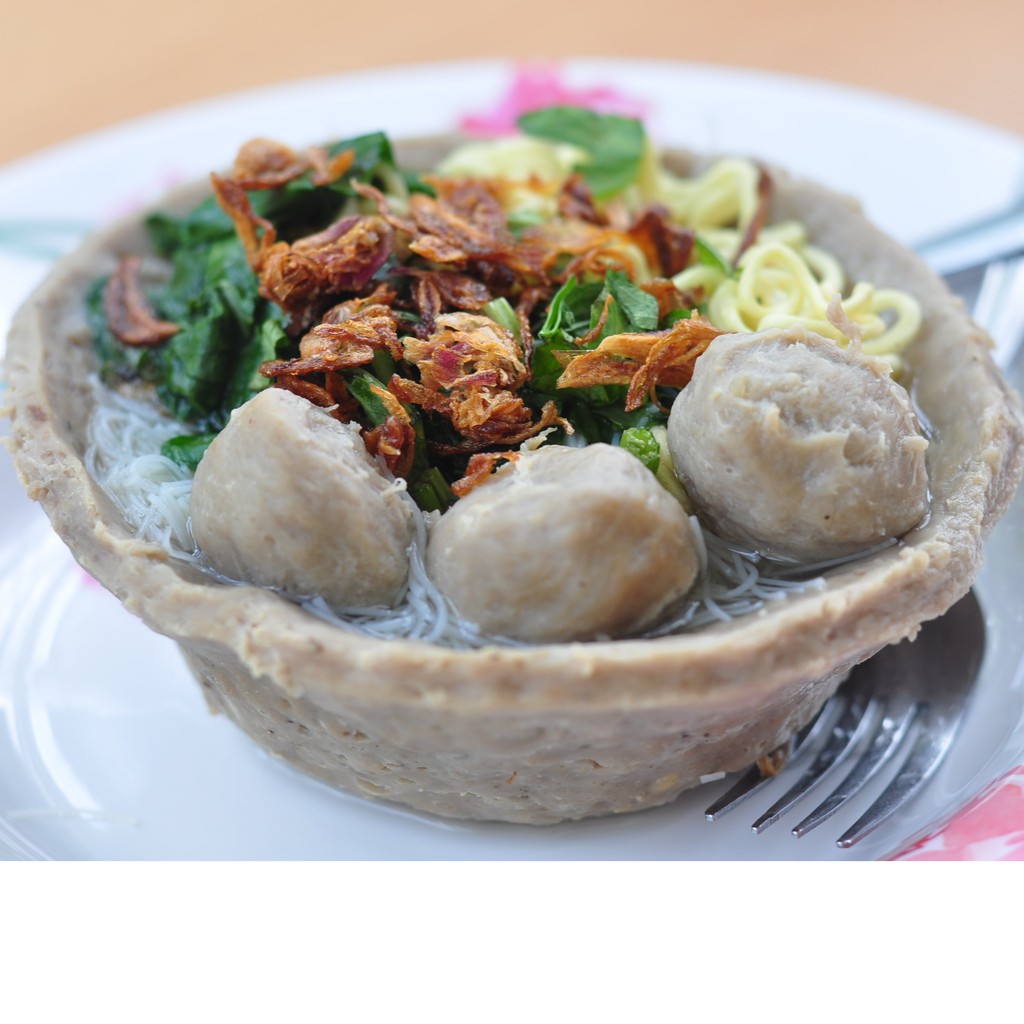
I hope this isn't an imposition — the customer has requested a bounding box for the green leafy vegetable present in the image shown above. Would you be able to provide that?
[506,208,546,233]
[223,316,289,413]
[533,270,659,399]
[650,426,692,508]
[598,270,658,333]
[538,270,657,350]
[694,234,734,277]
[537,276,604,348]
[518,106,646,199]
[145,198,235,256]
[348,371,392,426]
[160,432,217,473]
[86,276,156,384]
[155,301,237,423]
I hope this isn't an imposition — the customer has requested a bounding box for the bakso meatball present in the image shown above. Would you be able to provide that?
[191,387,414,607]
[425,443,700,643]
[667,326,929,563]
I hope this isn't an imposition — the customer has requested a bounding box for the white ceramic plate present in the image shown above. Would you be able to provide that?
[3,58,1024,860]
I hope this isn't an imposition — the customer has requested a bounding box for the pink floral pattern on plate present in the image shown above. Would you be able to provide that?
[893,768,1024,860]
[458,62,648,136]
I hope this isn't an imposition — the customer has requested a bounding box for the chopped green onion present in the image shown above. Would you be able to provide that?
[482,297,521,339]
[619,426,661,472]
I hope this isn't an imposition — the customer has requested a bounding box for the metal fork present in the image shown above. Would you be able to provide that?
[705,590,986,847]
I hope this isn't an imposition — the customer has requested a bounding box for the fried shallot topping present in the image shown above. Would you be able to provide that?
[145,131,767,504]
[557,174,607,226]
[231,138,311,189]
[451,451,521,497]
[627,206,695,277]
[230,138,356,189]
[366,177,542,285]
[405,311,528,392]
[209,172,275,267]
[640,278,691,320]
[307,146,356,187]
[521,218,650,282]
[361,384,417,479]
[261,288,401,378]
[390,312,566,447]
[104,257,180,346]
[211,173,393,322]
[555,314,724,410]
[732,166,773,267]
[258,216,394,321]
[272,371,358,419]
[405,268,492,336]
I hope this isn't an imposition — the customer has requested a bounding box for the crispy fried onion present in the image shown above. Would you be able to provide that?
[359,178,540,282]
[451,450,521,497]
[521,218,650,281]
[389,312,566,447]
[362,383,417,479]
[555,315,725,410]
[272,371,358,420]
[307,147,357,187]
[557,174,607,225]
[628,206,695,277]
[230,137,355,189]
[104,257,180,346]
[259,216,393,317]
[521,204,694,282]
[732,166,773,267]
[260,288,401,377]
[405,268,492,336]
[211,173,392,318]
[641,278,692,320]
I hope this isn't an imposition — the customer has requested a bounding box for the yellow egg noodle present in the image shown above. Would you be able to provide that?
[439,138,922,373]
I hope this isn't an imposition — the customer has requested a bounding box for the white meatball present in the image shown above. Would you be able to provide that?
[425,443,699,642]
[667,327,930,562]
[191,387,414,607]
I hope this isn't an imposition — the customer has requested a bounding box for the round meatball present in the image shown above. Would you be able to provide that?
[191,387,414,607]
[667,326,929,563]
[425,443,700,643]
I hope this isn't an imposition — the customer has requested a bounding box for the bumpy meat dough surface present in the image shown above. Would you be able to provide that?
[667,326,929,562]
[425,443,699,642]
[191,387,414,607]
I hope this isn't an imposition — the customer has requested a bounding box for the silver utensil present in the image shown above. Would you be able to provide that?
[915,202,1024,278]
[705,590,986,847]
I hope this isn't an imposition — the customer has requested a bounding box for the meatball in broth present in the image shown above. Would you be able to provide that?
[191,387,415,608]
[667,327,929,563]
[425,444,700,643]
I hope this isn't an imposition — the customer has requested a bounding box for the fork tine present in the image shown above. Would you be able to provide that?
[790,695,917,838]
[835,704,964,848]
[701,591,985,848]
[703,691,842,821]
[749,688,876,833]
[833,592,985,847]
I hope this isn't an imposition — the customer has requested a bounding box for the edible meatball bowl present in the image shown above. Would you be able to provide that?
[5,138,1024,825]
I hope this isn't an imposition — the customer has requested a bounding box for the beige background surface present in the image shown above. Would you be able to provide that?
[4,0,1023,167]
